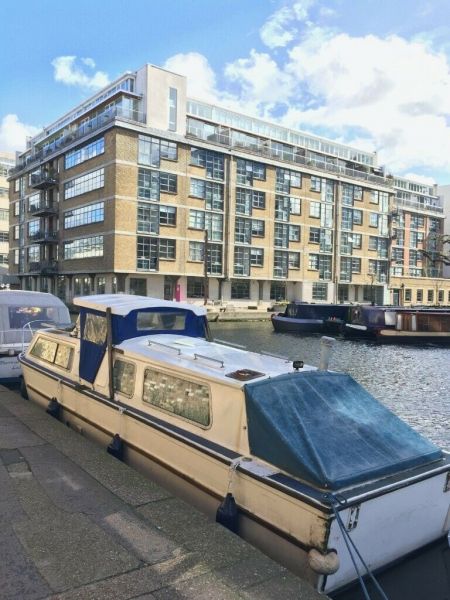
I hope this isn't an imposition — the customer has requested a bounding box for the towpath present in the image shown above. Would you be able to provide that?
[0,386,326,600]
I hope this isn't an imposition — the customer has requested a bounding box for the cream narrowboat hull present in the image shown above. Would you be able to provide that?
[20,354,450,594]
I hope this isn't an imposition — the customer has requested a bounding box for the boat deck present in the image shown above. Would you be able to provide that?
[0,385,325,600]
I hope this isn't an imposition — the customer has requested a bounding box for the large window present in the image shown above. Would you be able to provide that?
[187,278,205,298]
[138,168,177,200]
[64,202,104,229]
[191,148,224,180]
[274,251,288,278]
[138,136,177,166]
[65,138,105,169]
[236,159,265,185]
[231,280,250,299]
[189,241,204,261]
[190,179,223,210]
[64,235,103,259]
[234,247,250,276]
[30,337,73,370]
[64,168,104,199]
[312,283,328,300]
[143,368,211,427]
[276,168,301,193]
[113,360,136,397]
[137,237,175,269]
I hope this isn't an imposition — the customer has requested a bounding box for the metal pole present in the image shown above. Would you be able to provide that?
[203,229,209,305]
[106,307,114,399]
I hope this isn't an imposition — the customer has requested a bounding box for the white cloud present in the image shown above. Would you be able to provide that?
[163,52,218,102]
[52,56,109,90]
[0,114,40,153]
[260,0,316,49]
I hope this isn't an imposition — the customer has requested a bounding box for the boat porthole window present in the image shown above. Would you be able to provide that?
[142,368,211,428]
[113,359,136,397]
[30,337,74,370]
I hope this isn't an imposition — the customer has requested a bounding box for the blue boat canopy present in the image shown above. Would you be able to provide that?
[75,295,208,383]
[244,371,442,490]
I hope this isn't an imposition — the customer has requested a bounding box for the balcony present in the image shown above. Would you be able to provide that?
[29,260,58,275]
[30,171,58,190]
[29,201,58,217]
[29,230,58,243]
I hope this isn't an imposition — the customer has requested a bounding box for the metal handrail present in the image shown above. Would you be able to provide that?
[193,353,224,368]
[147,340,181,355]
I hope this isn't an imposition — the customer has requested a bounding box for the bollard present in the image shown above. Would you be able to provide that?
[319,336,335,371]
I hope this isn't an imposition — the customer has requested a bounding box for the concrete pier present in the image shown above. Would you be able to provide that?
[0,386,326,600]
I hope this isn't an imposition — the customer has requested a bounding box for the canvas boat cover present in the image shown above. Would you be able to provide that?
[244,371,443,490]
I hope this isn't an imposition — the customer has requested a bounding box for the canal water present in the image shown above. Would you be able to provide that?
[210,321,450,600]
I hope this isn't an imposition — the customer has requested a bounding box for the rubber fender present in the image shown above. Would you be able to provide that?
[46,398,60,419]
[308,548,340,575]
[107,433,124,461]
[216,492,239,534]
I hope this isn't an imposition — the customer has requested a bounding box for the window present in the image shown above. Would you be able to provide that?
[137,237,157,270]
[234,247,250,276]
[168,87,177,131]
[129,278,147,295]
[231,280,250,299]
[311,176,321,192]
[64,202,104,229]
[289,197,301,215]
[352,233,362,249]
[138,168,177,199]
[275,196,290,221]
[138,203,160,234]
[252,190,266,209]
[190,179,223,211]
[187,278,205,298]
[369,213,379,227]
[341,208,353,230]
[342,184,354,206]
[289,225,300,242]
[64,168,104,199]
[250,248,264,266]
[207,244,223,275]
[97,277,106,294]
[276,168,301,193]
[310,201,321,218]
[251,219,264,237]
[189,241,204,261]
[274,251,288,278]
[235,218,251,244]
[159,205,176,226]
[138,136,177,166]
[64,235,103,259]
[191,148,224,180]
[27,245,40,264]
[189,210,205,230]
[370,191,379,204]
[427,289,434,303]
[137,311,186,331]
[113,360,136,397]
[205,213,223,241]
[65,138,105,169]
[236,159,265,185]
[350,210,361,225]
[288,252,300,268]
[351,257,361,273]
[0,254,8,265]
[312,283,328,300]
[14,201,20,216]
[274,223,289,248]
[416,289,423,302]
[143,368,211,427]
[158,239,176,259]
[0,209,9,220]
[310,227,320,244]
[404,289,412,302]
[438,290,444,303]
[236,188,252,216]
[270,282,286,301]
[81,314,106,345]
[30,337,73,370]
[27,220,39,237]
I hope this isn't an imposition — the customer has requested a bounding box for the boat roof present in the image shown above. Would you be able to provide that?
[74,294,207,317]
[116,334,314,386]
[0,290,67,308]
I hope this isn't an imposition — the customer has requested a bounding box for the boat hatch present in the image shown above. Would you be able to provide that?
[225,369,265,381]
[244,371,443,490]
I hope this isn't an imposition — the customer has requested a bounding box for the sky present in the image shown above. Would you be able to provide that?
[2,0,450,185]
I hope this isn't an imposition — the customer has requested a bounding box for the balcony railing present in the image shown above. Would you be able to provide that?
[29,259,58,275]
[395,197,443,214]
[29,201,58,216]
[186,126,392,187]
[11,105,146,175]
[29,230,58,243]
[30,171,58,189]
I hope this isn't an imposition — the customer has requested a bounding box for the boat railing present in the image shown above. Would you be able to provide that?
[147,340,181,355]
[193,354,224,369]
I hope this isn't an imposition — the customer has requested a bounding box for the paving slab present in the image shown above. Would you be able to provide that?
[0,386,325,600]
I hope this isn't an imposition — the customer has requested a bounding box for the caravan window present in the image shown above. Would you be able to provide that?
[113,359,136,397]
[83,314,107,344]
[30,337,74,370]
[137,311,186,331]
[8,306,58,329]
[143,368,211,427]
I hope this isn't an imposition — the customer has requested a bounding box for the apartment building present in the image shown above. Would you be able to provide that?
[8,63,446,306]
[390,177,449,306]
[0,152,14,278]
[438,184,450,281]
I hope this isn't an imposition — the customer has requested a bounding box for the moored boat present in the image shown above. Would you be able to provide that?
[0,290,71,382]
[19,295,450,594]
[344,305,450,344]
[272,302,350,335]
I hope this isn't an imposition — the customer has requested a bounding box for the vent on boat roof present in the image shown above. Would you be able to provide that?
[226,369,265,381]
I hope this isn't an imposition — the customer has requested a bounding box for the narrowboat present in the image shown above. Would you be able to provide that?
[344,305,450,344]
[271,302,350,334]
[0,290,71,383]
[19,295,450,595]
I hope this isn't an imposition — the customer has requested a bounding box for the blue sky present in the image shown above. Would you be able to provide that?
[2,0,450,184]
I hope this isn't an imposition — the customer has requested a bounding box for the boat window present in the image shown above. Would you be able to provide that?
[8,305,58,329]
[137,311,186,331]
[113,359,136,397]
[30,337,74,370]
[83,314,107,345]
[384,312,396,326]
[143,368,211,427]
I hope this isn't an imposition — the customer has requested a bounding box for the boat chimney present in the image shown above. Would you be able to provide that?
[319,336,335,371]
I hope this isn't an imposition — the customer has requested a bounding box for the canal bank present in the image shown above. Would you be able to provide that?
[0,386,325,600]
